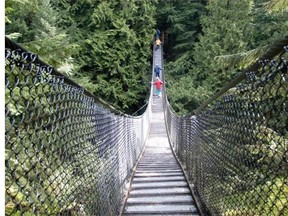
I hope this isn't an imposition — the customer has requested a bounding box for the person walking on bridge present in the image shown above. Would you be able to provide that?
[154,65,162,78]
[155,38,161,51]
[153,77,163,97]
[155,29,161,39]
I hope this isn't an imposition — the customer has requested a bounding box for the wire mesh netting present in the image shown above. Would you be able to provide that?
[5,40,152,215]
[165,48,288,215]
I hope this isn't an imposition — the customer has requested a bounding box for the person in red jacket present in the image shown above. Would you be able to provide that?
[153,77,163,97]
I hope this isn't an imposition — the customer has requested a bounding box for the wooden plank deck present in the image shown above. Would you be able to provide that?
[122,94,199,215]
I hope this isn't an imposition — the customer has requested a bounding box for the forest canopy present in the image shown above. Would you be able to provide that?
[5,0,156,114]
[5,0,288,115]
[158,0,288,114]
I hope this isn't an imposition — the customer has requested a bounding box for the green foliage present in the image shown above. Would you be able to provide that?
[252,0,288,47]
[82,0,155,112]
[67,0,156,113]
[156,0,206,114]
[5,0,80,77]
[5,60,105,215]
[222,176,288,215]
[5,2,157,214]
[166,55,212,114]
[6,0,156,114]
[163,0,288,115]
[192,0,254,89]
[5,0,288,215]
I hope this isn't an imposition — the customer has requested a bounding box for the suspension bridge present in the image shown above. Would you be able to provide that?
[5,36,288,216]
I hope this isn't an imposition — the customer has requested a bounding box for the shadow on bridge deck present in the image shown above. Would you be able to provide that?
[121,96,199,216]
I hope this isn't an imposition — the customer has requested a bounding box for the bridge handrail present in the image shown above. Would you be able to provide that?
[164,37,288,215]
[5,37,153,215]
[5,37,130,117]
[193,35,288,115]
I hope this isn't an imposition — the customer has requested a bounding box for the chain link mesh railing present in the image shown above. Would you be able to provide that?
[164,46,288,215]
[5,38,152,216]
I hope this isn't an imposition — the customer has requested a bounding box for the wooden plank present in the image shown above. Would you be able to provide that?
[124,204,198,214]
[126,195,193,205]
[129,187,191,196]
[134,172,183,177]
[133,176,185,182]
[131,181,188,189]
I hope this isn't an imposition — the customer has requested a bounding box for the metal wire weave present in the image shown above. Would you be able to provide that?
[5,43,152,215]
[164,48,288,215]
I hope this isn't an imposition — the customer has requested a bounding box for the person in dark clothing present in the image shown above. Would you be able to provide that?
[154,65,162,77]
[156,29,161,39]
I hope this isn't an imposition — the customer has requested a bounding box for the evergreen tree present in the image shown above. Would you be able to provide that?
[6,0,157,114]
[214,0,288,70]
[156,0,207,113]
[165,0,287,115]
[5,0,79,75]
[253,0,288,47]
[65,0,156,113]
[192,0,254,91]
